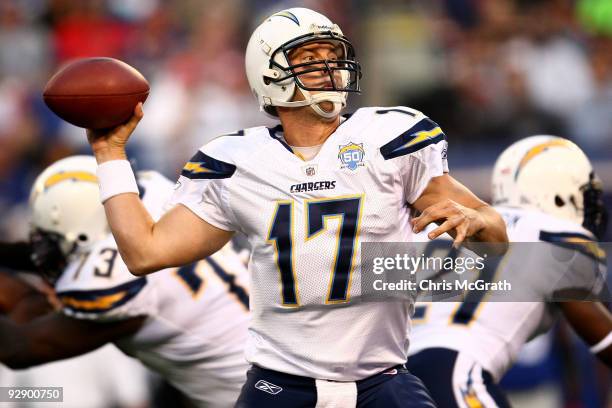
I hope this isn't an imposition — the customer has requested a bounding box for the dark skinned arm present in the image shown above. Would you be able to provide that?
[0,271,39,315]
[0,313,145,369]
[7,292,55,324]
[0,271,55,323]
[0,241,36,271]
[558,301,612,368]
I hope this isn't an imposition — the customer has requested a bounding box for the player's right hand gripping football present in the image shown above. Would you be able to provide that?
[86,102,144,163]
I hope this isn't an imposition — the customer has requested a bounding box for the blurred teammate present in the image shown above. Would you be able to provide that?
[85,7,507,407]
[0,156,250,408]
[0,270,150,408]
[407,136,611,407]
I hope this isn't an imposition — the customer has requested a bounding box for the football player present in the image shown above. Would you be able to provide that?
[85,8,507,407]
[0,271,150,407]
[0,156,251,408]
[407,136,611,407]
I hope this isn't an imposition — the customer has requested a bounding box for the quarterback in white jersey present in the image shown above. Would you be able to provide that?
[0,156,250,408]
[84,7,507,407]
[407,136,611,408]
[168,105,451,381]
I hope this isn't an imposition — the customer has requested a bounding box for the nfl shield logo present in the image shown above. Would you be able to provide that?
[302,164,318,176]
[338,142,365,171]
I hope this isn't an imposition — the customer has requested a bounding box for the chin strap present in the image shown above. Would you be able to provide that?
[310,101,342,120]
[270,91,346,119]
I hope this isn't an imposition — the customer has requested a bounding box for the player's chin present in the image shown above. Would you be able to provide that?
[311,101,339,121]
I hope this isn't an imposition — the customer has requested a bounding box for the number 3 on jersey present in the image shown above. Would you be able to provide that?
[266,195,363,306]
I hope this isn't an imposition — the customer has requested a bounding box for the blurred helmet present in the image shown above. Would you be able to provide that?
[245,7,361,119]
[492,135,607,239]
[29,156,109,278]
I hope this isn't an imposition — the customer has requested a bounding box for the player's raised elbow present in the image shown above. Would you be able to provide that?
[124,251,174,276]
[125,259,158,277]
[113,241,163,276]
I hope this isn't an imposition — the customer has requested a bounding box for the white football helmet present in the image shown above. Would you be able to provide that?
[245,7,361,120]
[29,155,109,257]
[492,135,607,238]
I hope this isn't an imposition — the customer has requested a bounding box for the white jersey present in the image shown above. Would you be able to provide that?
[168,106,449,380]
[0,344,149,408]
[54,171,250,408]
[409,205,606,380]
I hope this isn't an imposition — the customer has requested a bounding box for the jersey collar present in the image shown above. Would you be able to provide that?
[266,112,356,157]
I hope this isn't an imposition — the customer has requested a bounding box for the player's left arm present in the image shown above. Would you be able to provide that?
[411,174,508,247]
[558,301,612,367]
[0,271,55,323]
[0,241,36,271]
[0,312,145,369]
[0,271,37,314]
[5,291,55,324]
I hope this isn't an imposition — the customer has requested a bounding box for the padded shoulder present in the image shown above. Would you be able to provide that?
[180,126,270,180]
[347,106,446,159]
[497,206,603,262]
[54,236,150,319]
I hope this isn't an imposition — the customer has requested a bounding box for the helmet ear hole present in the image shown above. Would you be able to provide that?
[555,195,565,207]
[77,234,88,242]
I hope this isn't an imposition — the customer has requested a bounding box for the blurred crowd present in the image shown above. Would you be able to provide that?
[0,1,611,407]
[366,0,612,154]
[1,0,612,237]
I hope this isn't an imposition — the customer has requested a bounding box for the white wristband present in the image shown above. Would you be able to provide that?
[590,331,612,354]
[96,160,139,203]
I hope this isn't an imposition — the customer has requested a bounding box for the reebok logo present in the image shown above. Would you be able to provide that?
[254,380,283,395]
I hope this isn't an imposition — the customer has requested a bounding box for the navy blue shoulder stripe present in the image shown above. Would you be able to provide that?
[539,231,606,263]
[267,126,294,153]
[375,108,416,116]
[380,118,446,160]
[57,278,147,314]
[181,151,236,180]
[539,231,594,242]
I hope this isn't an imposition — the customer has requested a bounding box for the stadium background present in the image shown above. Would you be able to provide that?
[0,0,610,407]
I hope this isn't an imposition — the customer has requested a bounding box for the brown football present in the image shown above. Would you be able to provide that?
[43,57,149,129]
